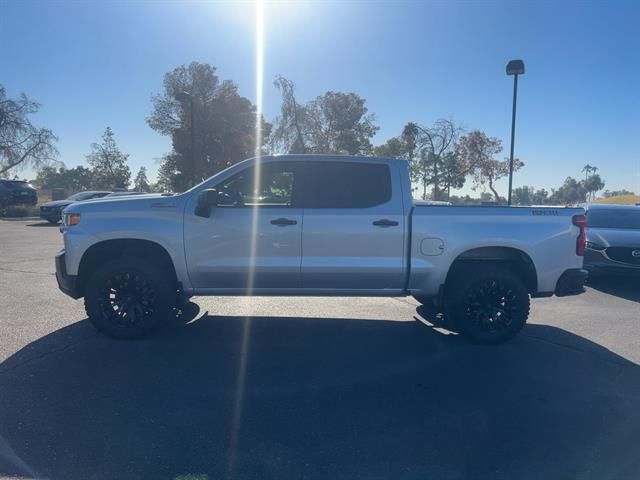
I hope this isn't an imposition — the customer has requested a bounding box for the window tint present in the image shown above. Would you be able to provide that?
[216,163,296,207]
[68,192,95,201]
[302,162,392,208]
[3,181,30,190]
[587,208,640,230]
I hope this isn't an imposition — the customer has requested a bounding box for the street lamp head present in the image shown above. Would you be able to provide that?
[506,59,525,75]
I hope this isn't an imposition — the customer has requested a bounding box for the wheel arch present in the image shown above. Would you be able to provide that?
[444,246,538,293]
[77,239,178,297]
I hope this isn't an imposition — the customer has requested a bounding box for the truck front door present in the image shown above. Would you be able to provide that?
[184,161,303,290]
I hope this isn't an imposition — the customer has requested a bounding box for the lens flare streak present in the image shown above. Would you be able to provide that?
[228,0,264,475]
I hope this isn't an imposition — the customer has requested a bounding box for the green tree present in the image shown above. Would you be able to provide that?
[512,186,551,205]
[305,91,379,155]
[86,127,131,189]
[584,173,605,201]
[0,85,58,176]
[373,137,409,158]
[532,188,550,204]
[133,166,151,192]
[34,165,93,192]
[439,151,466,200]
[549,177,586,205]
[512,186,533,205]
[155,152,183,192]
[148,62,270,192]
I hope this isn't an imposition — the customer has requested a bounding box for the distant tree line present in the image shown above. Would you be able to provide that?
[0,66,627,203]
[510,165,606,206]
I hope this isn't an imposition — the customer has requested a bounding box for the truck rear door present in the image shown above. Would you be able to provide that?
[299,161,406,291]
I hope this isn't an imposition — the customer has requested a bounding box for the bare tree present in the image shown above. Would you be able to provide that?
[270,76,308,154]
[402,119,463,199]
[0,85,58,176]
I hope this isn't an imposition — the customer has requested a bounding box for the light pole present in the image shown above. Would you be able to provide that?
[178,91,197,188]
[506,59,524,206]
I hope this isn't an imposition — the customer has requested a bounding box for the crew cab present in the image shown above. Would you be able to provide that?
[55,155,587,343]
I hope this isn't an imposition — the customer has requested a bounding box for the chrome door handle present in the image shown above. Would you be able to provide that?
[270,217,298,226]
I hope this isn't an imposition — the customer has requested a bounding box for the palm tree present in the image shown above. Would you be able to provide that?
[582,164,593,182]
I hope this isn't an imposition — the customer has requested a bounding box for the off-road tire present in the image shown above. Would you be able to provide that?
[445,265,530,344]
[84,257,175,339]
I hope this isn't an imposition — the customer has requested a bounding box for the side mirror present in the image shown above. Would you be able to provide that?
[195,188,218,218]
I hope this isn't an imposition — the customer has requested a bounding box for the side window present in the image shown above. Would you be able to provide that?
[216,163,296,207]
[302,162,392,208]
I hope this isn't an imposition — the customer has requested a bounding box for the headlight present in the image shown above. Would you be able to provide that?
[585,240,605,251]
[62,213,81,226]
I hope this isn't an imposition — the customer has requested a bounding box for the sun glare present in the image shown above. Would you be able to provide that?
[228,0,264,475]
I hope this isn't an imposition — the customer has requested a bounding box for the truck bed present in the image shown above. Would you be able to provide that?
[407,204,585,296]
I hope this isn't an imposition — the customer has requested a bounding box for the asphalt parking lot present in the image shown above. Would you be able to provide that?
[1,219,639,480]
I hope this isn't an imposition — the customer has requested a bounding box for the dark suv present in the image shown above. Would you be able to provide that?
[584,204,640,276]
[0,180,38,207]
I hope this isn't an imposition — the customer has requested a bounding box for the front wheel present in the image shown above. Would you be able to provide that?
[446,265,530,344]
[84,258,175,339]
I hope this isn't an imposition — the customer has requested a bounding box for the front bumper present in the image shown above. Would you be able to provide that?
[554,268,588,297]
[584,249,640,276]
[55,249,81,299]
[40,209,62,222]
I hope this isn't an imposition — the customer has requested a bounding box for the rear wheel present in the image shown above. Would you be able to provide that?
[446,265,530,344]
[84,258,175,339]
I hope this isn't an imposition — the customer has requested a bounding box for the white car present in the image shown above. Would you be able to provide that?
[55,155,587,343]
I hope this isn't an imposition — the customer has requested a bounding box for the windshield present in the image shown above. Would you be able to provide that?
[3,181,31,190]
[67,192,97,201]
[587,208,640,230]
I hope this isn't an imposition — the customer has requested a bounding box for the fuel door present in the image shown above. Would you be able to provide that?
[420,237,445,256]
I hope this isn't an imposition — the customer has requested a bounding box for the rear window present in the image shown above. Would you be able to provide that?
[2,181,31,190]
[587,208,640,230]
[302,162,392,209]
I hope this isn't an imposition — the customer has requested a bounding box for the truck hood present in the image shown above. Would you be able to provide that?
[587,227,640,248]
[62,193,183,214]
[42,199,74,208]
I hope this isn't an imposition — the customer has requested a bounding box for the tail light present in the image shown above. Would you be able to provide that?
[572,214,586,256]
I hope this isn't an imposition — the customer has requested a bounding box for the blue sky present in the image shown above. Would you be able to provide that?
[2,0,639,195]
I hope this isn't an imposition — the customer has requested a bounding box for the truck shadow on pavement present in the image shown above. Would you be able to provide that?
[26,222,59,227]
[587,275,640,303]
[1,307,640,480]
